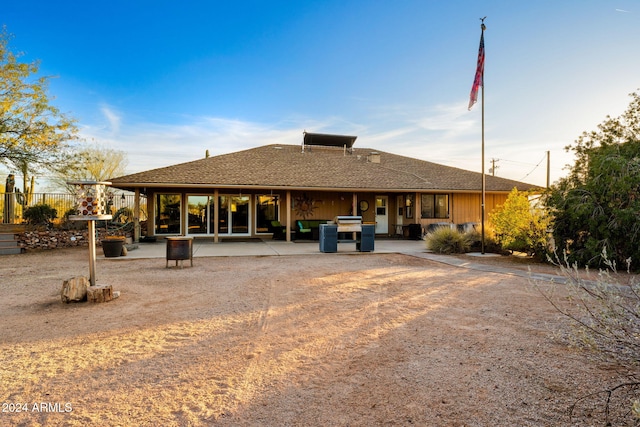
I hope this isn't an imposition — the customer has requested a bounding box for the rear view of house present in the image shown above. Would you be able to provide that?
[109,133,539,242]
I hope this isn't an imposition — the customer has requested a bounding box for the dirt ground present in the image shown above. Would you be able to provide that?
[0,247,633,426]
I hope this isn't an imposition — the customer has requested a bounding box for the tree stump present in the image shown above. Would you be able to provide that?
[87,285,113,303]
[61,276,89,303]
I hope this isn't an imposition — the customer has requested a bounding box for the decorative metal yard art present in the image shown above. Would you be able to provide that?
[67,181,113,286]
[294,194,316,219]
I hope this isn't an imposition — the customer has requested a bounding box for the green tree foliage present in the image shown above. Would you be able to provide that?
[545,91,640,269]
[490,188,550,259]
[0,27,78,171]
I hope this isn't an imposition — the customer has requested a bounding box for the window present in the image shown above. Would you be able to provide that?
[187,195,215,234]
[155,194,181,234]
[256,195,280,234]
[218,195,250,235]
[375,196,387,216]
[421,194,449,219]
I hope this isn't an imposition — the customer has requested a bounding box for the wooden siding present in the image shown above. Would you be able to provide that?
[430,193,508,226]
[290,191,355,222]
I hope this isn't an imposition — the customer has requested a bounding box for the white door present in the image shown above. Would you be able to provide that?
[375,196,388,234]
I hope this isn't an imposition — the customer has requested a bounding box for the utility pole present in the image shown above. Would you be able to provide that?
[546,151,550,188]
[489,158,499,176]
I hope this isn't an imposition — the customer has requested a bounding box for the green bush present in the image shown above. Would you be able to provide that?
[545,92,640,270]
[60,208,87,230]
[425,227,469,254]
[490,188,550,260]
[63,207,79,220]
[23,204,57,227]
[462,228,503,254]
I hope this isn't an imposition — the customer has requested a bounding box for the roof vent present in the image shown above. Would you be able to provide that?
[367,152,381,163]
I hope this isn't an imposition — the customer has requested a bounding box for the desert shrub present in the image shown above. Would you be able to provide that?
[63,207,79,219]
[425,227,469,254]
[60,208,87,230]
[490,188,550,260]
[462,228,503,254]
[533,248,640,425]
[23,204,57,228]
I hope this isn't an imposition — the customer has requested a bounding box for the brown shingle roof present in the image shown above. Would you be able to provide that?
[109,144,539,192]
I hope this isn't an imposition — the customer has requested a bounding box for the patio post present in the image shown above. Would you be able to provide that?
[214,189,219,243]
[134,188,140,243]
[286,191,292,242]
[352,193,358,240]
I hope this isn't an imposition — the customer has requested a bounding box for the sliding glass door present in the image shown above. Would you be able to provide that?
[187,194,250,236]
[187,195,213,234]
[255,195,280,234]
[230,195,250,234]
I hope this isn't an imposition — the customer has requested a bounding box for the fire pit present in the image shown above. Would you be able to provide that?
[166,237,193,268]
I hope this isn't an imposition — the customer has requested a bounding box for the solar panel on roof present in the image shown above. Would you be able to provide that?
[303,132,357,148]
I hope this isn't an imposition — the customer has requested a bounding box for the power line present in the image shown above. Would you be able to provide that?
[492,157,539,166]
[518,153,547,181]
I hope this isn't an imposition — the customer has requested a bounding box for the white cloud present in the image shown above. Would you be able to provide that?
[79,116,317,174]
[75,101,566,188]
[413,102,477,136]
[100,105,121,134]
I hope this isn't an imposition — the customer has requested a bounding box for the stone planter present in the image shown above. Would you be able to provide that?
[102,237,125,257]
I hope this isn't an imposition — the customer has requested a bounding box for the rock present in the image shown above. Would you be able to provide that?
[61,276,89,303]
[87,285,113,303]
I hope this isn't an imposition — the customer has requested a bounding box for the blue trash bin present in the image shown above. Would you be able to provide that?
[357,224,375,252]
[319,224,338,253]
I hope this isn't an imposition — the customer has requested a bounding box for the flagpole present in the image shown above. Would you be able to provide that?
[468,18,486,253]
[480,19,486,255]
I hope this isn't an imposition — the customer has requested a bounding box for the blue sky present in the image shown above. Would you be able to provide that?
[3,0,640,190]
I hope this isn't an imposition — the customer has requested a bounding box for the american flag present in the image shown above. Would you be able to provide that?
[468,30,485,110]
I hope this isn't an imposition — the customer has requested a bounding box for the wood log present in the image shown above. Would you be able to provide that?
[61,276,89,303]
[87,285,113,303]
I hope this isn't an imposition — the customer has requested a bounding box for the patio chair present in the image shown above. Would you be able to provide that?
[270,220,287,240]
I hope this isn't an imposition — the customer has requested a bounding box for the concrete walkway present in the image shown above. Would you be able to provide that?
[119,238,426,259]
[111,238,564,283]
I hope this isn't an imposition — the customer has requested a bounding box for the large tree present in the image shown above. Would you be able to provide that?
[52,144,128,193]
[545,91,640,268]
[0,27,77,177]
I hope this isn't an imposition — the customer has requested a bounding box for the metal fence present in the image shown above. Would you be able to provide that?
[1,192,147,225]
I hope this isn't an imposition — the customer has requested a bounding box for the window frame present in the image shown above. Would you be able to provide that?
[154,193,182,235]
[255,194,280,235]
[420,193,450,219]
